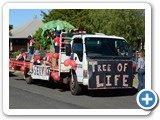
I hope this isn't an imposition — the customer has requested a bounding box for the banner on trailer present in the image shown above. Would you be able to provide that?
[31,65,50,80]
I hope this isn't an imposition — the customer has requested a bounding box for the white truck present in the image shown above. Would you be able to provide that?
[19,33,135,95]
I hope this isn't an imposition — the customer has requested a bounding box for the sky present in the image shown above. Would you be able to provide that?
[9,9,51,29]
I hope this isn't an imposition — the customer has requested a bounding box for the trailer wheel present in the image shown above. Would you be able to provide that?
[23,68,29,80]
[70,73,81,95]
[26,76,34,84]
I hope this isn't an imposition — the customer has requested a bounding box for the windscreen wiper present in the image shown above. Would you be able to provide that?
[88,55,106,59]
[88,55,112,59]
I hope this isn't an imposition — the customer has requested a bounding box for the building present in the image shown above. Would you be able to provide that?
[9,17,43,52]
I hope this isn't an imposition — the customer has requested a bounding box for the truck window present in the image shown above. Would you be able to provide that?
[85,37,130,58]
[72,38,83,62]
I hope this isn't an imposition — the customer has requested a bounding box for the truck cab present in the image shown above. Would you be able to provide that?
[63,34,133,95]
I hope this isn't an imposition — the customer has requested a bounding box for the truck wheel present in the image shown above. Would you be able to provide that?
[26,76,34,84]
[23,68,29,80]
[70,74,81,95]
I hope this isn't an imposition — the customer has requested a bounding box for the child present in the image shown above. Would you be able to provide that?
[53,30,61,53]
[28,35,35,59]
[16,48,26,61]
[27,50,41,75]
[43,51,52,66]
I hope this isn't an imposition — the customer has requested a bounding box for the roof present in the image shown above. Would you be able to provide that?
[72,34,124,40]
[10,18,43,38]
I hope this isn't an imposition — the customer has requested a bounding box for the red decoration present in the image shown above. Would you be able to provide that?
[70,60,76,67]
[51,72,57,79]
[9,64,13,69]
[20,66,26,72]
[53,72,60,81]
[13,65,16,69]
[132,62,136,70]
[53,53,59,59]
[51,72,60,81]
[64,59,71,66]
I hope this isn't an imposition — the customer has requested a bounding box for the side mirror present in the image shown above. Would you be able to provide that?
[65,44,71,56]
[130,45,133,57]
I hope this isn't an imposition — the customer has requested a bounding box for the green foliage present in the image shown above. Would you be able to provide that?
[9,24,13,36]
[33,28,43,49]
[10,50,20,59]
[34,9,145,50]
[9,25,13,30]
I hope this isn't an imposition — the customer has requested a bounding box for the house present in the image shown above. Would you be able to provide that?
[9,17,43,52]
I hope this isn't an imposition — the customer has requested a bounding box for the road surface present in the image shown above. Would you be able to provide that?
[9,72,140,109]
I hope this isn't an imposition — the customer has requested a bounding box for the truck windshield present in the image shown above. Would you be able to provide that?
[85,37,130,58]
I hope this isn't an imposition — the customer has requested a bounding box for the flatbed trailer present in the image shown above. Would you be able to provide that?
[10,59,30,68]
[9,33,136,95]
[9,59,59,83]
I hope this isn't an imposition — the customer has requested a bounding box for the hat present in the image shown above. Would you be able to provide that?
[55,30,61,37]
[28,35,33,39]
[34,50,40,55]
[20,48,25,53]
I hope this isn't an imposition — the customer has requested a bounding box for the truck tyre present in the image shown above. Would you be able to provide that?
[26,76,34,84]
[70,73,82,95]
[24,68,29,80]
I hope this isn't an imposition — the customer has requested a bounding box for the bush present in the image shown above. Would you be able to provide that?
[10,50,20,59]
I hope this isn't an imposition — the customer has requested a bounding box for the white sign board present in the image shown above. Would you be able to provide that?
[31,65,50,80]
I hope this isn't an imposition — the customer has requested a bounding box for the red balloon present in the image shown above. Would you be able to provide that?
[54,73,60,81]
[53,53,59,59]
[20,66,26,72]
[13,65,16,69]
[51,72,57,79]
[64,59,71,66]
[70,60,76,67]
[132,62,137,69]
[9,64,13,69]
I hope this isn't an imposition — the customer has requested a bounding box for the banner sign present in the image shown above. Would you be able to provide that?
[88,60,133,89]
[31,65,50,80]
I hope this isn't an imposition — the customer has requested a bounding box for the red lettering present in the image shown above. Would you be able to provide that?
[37,66,39,75]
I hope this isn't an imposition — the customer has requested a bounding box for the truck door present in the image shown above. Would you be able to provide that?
[71,38,83,83]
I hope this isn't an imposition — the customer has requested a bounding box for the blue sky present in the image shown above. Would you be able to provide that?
[9,9,51,28]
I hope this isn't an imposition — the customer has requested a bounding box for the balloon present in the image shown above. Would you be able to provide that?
[132,62,137,74]
[13,65,16,69]
[53,53,59,59]
[132,62,137,69]
[70,60,76,67]
[51,72,57,79]
[54,73,60,81]
[20,66,26,72]
[64,59,71,66]
[9,64,13,69]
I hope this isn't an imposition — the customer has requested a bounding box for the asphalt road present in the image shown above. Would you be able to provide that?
[9,72,140,109]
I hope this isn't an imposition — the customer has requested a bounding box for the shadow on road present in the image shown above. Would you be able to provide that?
[9,72,17,77]
[82,88,138,97]
[15,78,26,81]
[32,80,138,97]
[34,80,70,92]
